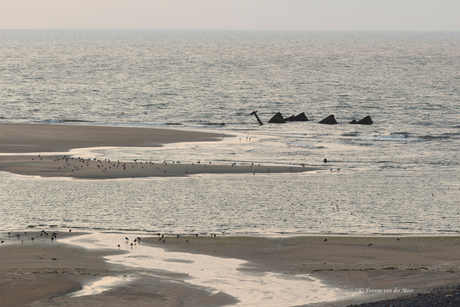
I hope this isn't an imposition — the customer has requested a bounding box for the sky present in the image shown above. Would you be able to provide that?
[0,0,459,31]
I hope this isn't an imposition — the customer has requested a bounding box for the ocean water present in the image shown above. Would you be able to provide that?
[0,30,459,235]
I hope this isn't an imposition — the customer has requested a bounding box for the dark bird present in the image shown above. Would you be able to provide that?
[324,239,327,242]
[368,244,373,247]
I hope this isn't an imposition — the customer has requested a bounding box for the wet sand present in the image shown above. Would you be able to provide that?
[0,231,237,307]
[0,123,223,153]
[145,235,460,306]
[0,123,319,178]
[0,154,317,178]
[1,233,460,306]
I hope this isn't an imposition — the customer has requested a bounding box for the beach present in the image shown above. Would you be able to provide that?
[1,123,459,306]
[1,231,460,306]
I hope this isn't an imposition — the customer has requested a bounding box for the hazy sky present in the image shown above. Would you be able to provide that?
[1,0,459,31]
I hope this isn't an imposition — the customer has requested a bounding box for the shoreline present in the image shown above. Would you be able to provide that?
[1,231,460,306]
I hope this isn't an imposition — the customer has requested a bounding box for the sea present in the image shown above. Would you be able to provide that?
[0,30,459,236]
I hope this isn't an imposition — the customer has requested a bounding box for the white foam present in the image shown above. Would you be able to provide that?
[61,232,357,306]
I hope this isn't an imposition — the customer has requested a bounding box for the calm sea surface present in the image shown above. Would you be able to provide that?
[1,30,459,235]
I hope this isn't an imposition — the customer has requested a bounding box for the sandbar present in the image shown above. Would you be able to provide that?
[0,123,222,153]
[0,123,319,178]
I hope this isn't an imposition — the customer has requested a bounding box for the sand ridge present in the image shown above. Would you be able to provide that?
[0,123,223,153]
[0,154,318,179]
[0,123,320,178]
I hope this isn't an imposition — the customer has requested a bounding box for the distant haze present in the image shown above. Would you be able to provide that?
[0,0,459,31]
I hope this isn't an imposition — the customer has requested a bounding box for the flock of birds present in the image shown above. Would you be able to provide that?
[0,230,398,250]
[30,154,312,178]
[35,154,175,176]
[0,229,64,244]
[0,229,223,247]
[119,232,223,249]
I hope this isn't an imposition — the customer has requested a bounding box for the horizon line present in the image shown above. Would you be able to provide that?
[1,29,459,32]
